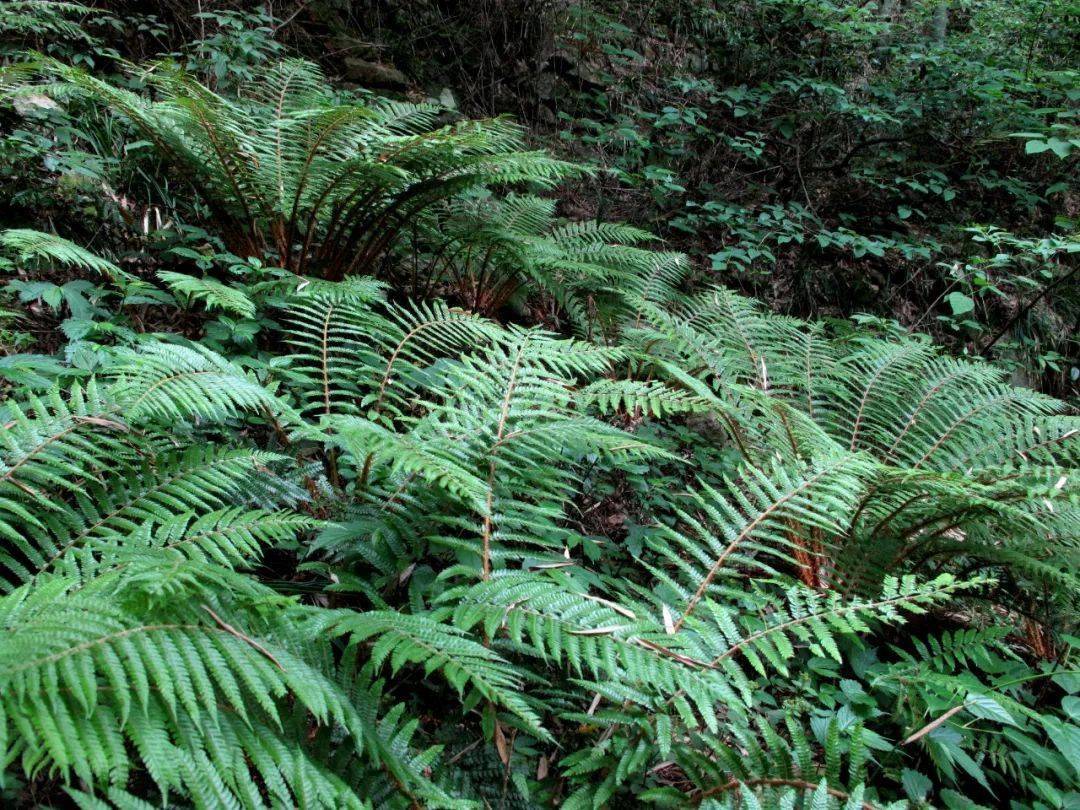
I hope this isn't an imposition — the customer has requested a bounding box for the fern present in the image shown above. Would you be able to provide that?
[2,49,1077,807]
[280,292,498,422]
[158,271,257,319]
[649,717,884,809]
[0,565,446,808]
[402,192,667,332]
[0,228,129,282]
[28,59,584,280]
[319,610,549,740]
[651,454,879,621]
[319,329,659,572]
[108,341,288,425]
[0,2,102,45]
[631,284,1079,604]
[1,246,1075,809]
[0,347,460,806]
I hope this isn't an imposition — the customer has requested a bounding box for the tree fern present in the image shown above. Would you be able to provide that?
[402,192,666,332]
[630,284,1079,606]
[28,59,583,279]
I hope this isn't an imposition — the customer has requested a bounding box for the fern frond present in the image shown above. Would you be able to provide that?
[2,445,298,590]
[0,228,129,281]
[281,294,498,422]
[579,378,716,418]
[654,454,878,627]
[679,574,982,677]
[108,341,285,425]
[0,566,439,807]
[0,3,102,44]
[439,571,743,727]
[321,611,549,739]
[158,271,257,319]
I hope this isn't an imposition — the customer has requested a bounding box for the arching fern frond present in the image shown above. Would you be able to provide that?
[280,293,499,422]
[653,454,878,627]
[3,446,299,590]
[108,341,286,426]
[0,564,443,808]
[319,610,549,740]
[0,228,128,281]
[157,271,257,319]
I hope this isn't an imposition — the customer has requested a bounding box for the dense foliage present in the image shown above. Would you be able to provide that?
[0,2,1077,809]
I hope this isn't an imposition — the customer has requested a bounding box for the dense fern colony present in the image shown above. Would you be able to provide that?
[24,58,581,280]
[0,50,1078,810]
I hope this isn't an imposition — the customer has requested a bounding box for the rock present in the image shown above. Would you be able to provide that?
[686,49,710,73]
[437,87,457,110]
[535,104,557,125]
[342,58,408,90]
[548,48,605,90]
[329,35,380,61]
[534,71,557,100]
[12,93,60,116]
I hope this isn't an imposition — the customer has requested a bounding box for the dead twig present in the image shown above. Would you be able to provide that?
[202,604,284,671]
